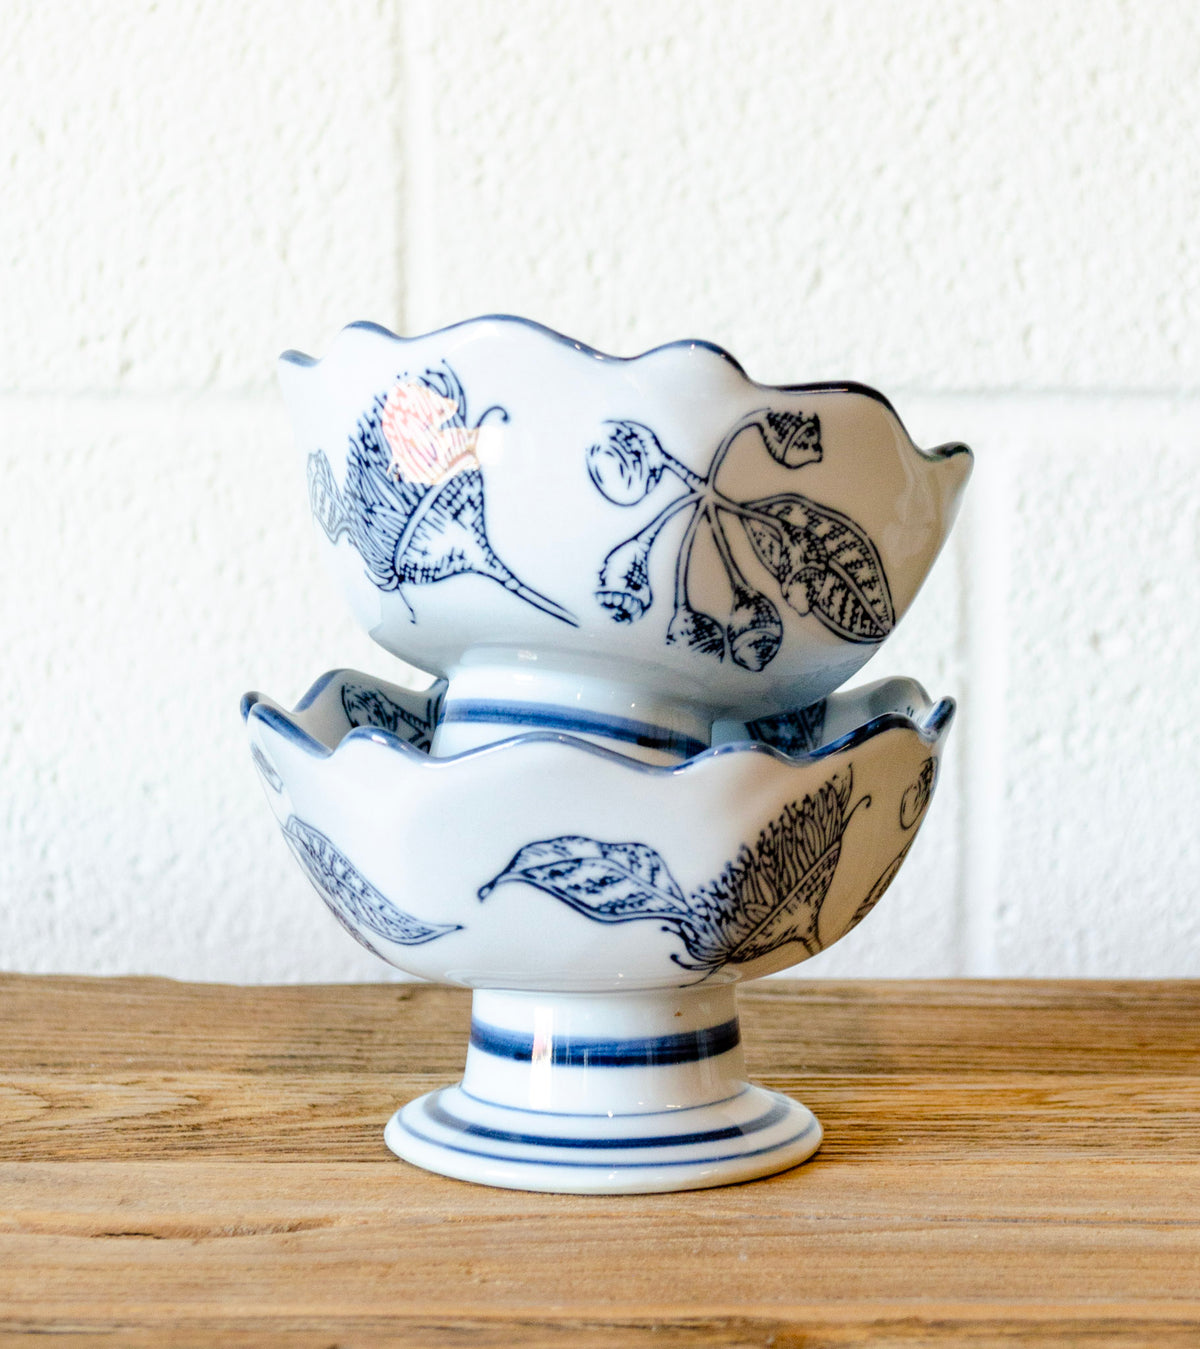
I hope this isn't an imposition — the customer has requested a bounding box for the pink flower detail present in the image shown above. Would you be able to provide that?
[380,380,479,486]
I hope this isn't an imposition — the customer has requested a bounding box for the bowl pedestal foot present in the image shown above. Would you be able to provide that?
[429,661,712,766]
[384,983,822,1194]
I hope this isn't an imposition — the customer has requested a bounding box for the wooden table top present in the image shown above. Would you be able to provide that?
[0,975,1197,1346]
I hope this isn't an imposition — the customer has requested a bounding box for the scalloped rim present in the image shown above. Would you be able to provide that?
[242,669,955,777]
[279,316,972,466]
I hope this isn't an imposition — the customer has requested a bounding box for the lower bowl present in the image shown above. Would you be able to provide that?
[242,669,952,1191]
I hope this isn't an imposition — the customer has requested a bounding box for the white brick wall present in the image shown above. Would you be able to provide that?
[2,1,1197,980]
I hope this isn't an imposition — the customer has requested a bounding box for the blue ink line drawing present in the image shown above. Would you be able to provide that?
[900,756,936,829]
[283,815,462,952]
[587,414,893,670]
[479,770,868,972]
[743,701,827,756]
[341,680,440,753]
[308,363,576,626]
[848,838,915,933]
[250,743,283,792]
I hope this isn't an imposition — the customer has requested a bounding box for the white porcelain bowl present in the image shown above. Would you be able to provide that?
[242,667,952,1192]
[279,318,971,760]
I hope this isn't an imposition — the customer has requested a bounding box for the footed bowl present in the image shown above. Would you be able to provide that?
[243,667,952,1192]
[280,317,971,761]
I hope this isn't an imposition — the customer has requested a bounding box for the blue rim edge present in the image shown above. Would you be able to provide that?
[242,671,956,777]
[279,316,972,467]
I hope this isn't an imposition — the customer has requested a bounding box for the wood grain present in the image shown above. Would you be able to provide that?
[0,975,1197,1345]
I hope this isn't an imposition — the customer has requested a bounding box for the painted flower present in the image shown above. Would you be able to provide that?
[380,379,480,486]
[306,364,577,626]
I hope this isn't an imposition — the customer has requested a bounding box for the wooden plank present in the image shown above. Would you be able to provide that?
[0,976,1197,1345]
[1,1160,1199,1310]
[2,1311,1200,1349]
[2,1310,1200,1348]
[2,975,1197,1076]
[2,1072,1199,1161]
[0,975,472,1074]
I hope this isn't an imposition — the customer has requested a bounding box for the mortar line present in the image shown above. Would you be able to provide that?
[959,448,1011,976]
[399,0,437,335]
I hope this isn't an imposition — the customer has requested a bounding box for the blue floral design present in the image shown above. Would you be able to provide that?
[586,413,893,670]
[308,364,576,626]
[340,681,441,754]
[744,701,827,756]
[479,770,864,972]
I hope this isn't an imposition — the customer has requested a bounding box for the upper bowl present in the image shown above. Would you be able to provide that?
[280,317,971,742]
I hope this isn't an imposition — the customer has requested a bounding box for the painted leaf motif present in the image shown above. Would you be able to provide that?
[478,836,691,921]
[740,510,820,616]
[476,773,862,977]
[283,816,462,948]
[584,398,901,667]
[744,495,894,643]
[249,744,283,792]
[307,450,350,542]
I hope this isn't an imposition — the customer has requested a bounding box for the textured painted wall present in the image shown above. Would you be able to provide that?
[1,0,1197,981]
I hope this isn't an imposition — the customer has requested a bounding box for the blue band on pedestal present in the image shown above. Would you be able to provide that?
[469,1017,741,1068]
[394,1091,822,1171]
[424,1094,789,1150]
[441,700,707,759]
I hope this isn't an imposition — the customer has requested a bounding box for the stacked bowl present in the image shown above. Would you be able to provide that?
[243,317,971,1193]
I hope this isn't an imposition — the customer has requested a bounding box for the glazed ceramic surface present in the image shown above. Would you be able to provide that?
[384,982,823,1194]
[279,318,971,752]
[243,669,952,993]
[243,666,952,1191]
[253,315,970,1193]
